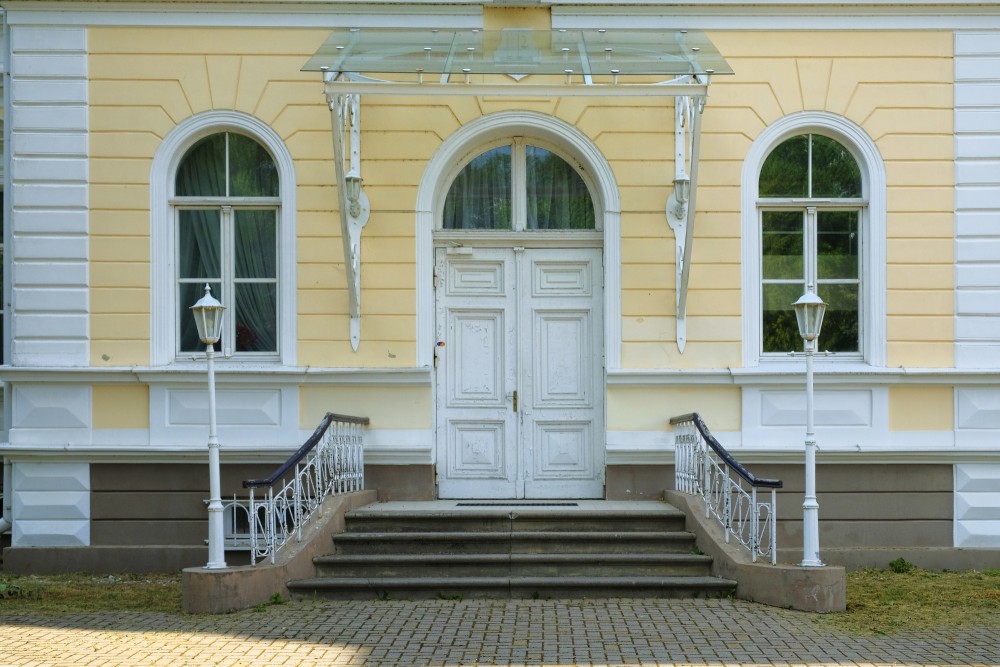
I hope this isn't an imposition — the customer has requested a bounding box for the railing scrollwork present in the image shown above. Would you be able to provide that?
[671,412,781,564]
[242,412,369,565]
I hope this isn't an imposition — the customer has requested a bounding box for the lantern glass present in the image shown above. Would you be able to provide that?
[793,289,827,342]
[190,284,225,345]
[673,177,690,205]
[345,174,362,203]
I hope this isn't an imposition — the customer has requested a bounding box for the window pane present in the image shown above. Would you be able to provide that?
[229,133,278,197]
[811,135,862,198]
[178,209,221,279]
[234,282,278,352]
[234,210,277,279]
[762,210,803,279]
[817,211,860,280]
[762,282,804,353]
[176,134,226,197]
[443,145,512,229]
[759,135,808,197]
[817,283,859,353]
[525,145,595,230]
[179,281,223,353]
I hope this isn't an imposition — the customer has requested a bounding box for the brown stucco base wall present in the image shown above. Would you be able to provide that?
[365,464,436,500]
[182,490,376,614]
[3,545,208,575]
[605,464,673,500]
[90,463,277,546]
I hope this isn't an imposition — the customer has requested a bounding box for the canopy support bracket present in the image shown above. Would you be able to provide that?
[666,91,705,354]
[327,75,370,352]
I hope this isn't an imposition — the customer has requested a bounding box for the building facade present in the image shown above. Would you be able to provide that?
[1,0,999,568]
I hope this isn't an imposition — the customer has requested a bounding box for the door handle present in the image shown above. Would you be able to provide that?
[512,390,518,413]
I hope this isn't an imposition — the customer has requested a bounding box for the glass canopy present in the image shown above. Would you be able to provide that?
[304,28,732,80]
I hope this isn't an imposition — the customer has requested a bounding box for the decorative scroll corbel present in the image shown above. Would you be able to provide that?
[665,92,705,353]
[327,76,370,351]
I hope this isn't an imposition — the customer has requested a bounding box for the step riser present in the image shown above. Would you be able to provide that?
[332,537,698,556]
[290,583,735,601]
[290,505,734,600]
[314,562,714,578]
[345,517,688,534]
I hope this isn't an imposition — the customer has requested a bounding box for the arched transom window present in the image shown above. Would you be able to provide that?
[174,131,280,356]
[758,133,865,356]
[443,139,596,231]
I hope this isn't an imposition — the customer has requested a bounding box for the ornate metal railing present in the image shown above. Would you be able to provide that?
[670,412,782,564]
[243,412,369,565]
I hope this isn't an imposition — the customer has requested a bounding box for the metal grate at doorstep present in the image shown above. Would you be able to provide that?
[455,502,579,507]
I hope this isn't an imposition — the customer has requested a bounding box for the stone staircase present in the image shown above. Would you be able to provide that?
[287,500,737,600]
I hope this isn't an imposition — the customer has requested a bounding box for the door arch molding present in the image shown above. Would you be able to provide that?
[415,111,621,369]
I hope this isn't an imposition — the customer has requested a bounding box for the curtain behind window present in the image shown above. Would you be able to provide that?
[174,132,278,354]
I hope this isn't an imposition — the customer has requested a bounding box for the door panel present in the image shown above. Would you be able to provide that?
[436,247,603,499]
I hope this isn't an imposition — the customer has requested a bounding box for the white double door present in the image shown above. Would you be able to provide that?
[435,246,605,499]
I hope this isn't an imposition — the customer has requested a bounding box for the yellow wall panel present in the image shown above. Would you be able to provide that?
[886,238,954,264]
[889,386,954,431]
[300,385,431,429]
[685,290,741,317]
[887,316,954,342]
[91,158,154,186]
[92,288,149,315]
[93,385,151,430]
[91,130,164,159]
[621,289,673,318]
[91,314,149,341]
[887,290,954,316]
[622,264,675,291]
[889,342,953,367]
[887,212,954,238]
[607,385,741,431]
[91,210,151,237]
[91,263,150,289]
[887,264,953,289]
[92,342,150,367]
[90,236,149,263]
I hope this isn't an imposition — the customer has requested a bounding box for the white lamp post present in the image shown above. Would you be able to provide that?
[793,285,827,568]
[190,284,227,570]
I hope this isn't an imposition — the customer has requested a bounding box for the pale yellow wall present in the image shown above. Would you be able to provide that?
[87,26,954,374]
[705,31,955,369]
[88,26,419,368]
[607,386,741,433]
[92,384,150,429]
[888,386,954,431]
[299,385,432,429]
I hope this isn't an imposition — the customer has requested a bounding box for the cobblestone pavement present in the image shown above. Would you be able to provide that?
[2,597,999,667]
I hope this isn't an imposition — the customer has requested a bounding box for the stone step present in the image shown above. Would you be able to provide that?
[331,530,699,555]
[313,552,715,578]
[344,508,688,534]
[287,575,737,601]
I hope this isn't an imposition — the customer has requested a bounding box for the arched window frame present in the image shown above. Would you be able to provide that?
[741,112,886,368]
[439,136,601,233]
[416,111,621,370]
[151,111,297,366]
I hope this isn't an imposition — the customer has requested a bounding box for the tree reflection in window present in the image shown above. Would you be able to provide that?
[759,134,863,354]
[175,132,279,355]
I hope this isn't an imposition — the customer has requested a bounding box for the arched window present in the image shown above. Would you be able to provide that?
[742,113,886,366]
[759,133,863,355]
[442,139,596,231]
[151,111,296,366]
[174,132,279,355]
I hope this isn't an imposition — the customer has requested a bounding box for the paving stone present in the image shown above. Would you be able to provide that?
[1,598,999,666]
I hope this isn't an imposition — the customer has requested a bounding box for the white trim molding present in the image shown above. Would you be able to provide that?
[741,112,887,369]
[150,110,297,367]
[415,110,622,370]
